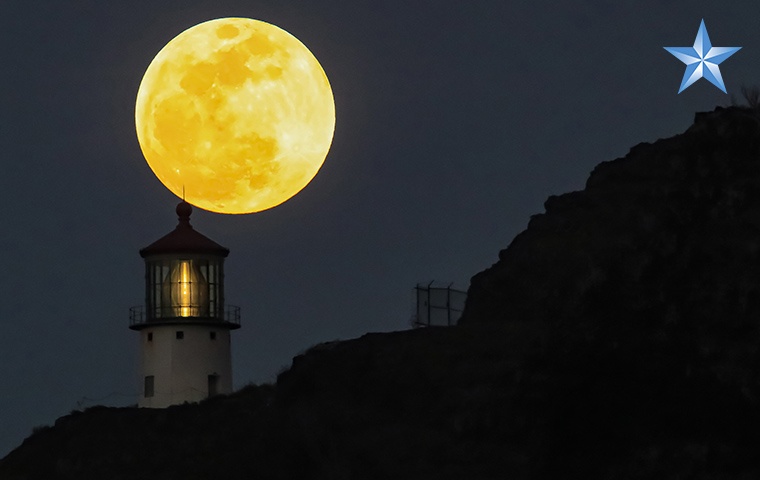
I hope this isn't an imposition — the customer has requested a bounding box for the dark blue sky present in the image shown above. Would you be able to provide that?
[0,0,756,456]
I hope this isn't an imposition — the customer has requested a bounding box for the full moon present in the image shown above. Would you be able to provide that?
[135,18,335,214]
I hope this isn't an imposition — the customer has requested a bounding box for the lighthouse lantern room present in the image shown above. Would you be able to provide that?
[130,201,240,408]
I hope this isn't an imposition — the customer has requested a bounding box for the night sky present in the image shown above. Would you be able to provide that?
[1,0,756,456]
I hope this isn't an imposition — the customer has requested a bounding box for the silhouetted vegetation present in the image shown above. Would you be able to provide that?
[731,85,760,109]
[741,85,760,109]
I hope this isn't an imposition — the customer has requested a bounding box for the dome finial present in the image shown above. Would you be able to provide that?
[176,200,192,226]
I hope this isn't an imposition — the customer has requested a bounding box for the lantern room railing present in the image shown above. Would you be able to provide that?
[129,305,241,328]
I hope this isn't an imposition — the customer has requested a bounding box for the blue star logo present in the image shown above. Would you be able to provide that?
[664,19,741,94]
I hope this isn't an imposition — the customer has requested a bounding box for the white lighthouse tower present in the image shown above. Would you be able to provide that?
[130,201,240,408]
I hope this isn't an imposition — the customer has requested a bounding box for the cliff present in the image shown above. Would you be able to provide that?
[3,106,760,479]
[463,106,760,334]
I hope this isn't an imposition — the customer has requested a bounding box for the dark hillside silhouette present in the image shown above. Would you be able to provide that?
[3,106,760,479]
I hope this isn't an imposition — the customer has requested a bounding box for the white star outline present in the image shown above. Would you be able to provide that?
[664,19,741,94]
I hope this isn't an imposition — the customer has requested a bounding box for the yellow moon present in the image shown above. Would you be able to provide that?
[135,18,335,214]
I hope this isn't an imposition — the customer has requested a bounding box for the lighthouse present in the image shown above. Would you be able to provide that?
[129,201,240,408]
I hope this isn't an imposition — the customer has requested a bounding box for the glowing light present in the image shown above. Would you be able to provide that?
[165,260,207,317]
[135,18,335,214]
[179,261,191,317]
